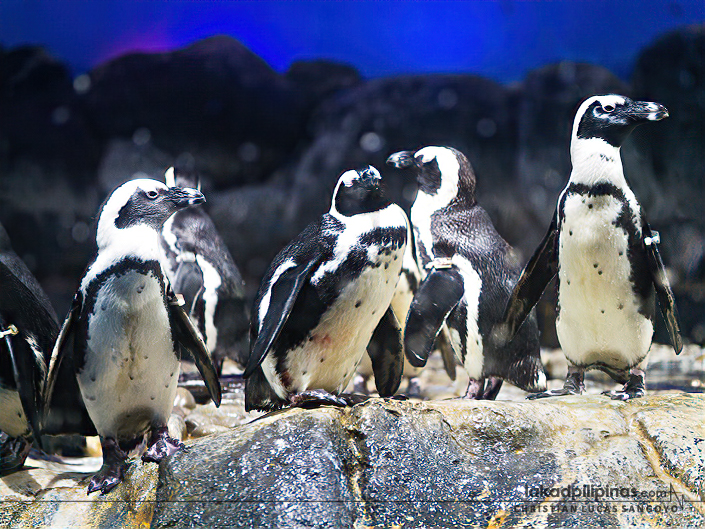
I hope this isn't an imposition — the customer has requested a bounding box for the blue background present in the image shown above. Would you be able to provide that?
[1,0,703,82]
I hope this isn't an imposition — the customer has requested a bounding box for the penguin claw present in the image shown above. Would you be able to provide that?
[602,373,646,401]
[87,462,126,495]
[526,387,580,400]
[142,428,185,463]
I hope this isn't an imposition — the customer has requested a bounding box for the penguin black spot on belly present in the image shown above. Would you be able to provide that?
[569,231,573,236]
[618,304,624,310]
[593,263,598,268]
[619,251,624,256]
[150,396,155,401]
[598,270,603,275]
[90,375,96,382]
[393,255,398,261]
[17,411,22,418]
[601,310,605,314]
[588,204,593,209]
[129,375,134,380]
[355,300,362,308]
[384,263,389,270]
[136,283,145,293]
[320,357,325,363]
[302,370,307,376]
[144,355,148,360]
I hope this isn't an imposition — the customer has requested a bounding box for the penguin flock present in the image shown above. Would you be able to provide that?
[0,94,683,493]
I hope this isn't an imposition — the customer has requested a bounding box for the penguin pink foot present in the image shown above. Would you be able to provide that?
[87,438,128,495]
[142,426,185,463]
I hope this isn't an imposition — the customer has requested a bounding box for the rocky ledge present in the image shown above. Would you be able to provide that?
[1,393,703,528]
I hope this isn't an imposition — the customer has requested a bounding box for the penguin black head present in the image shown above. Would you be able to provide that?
[97,179,205,248]
[332,166,392,217]
[574,94,669,148]
[387,146,476,206]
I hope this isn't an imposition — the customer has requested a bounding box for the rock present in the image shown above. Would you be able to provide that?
[151,395,704,528]
[0,459,158,528]
[83,35,307,188]
[2,395,702,527]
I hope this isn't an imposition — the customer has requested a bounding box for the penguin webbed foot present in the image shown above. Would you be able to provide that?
[526,370,584,400]
[289,390,369,409]
[142,426,185,464]
[0,434,32,475]
[603,372,645,401]
[88,438,128,495]
[459,378,502,400]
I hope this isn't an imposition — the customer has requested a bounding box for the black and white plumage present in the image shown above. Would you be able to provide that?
[387,146,546,399]
[0,224,59,474]
[503,94,682,400]
[244,166,408,412]
[160,167,250,374]
[44,179,222,494]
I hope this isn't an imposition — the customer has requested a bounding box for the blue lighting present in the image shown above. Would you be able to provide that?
[0,1,702,82]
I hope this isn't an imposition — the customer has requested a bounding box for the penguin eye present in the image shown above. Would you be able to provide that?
[145,190,159,200]
[603,104,615,113]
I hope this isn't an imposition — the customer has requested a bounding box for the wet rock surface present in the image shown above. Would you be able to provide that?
[2,386,703,528]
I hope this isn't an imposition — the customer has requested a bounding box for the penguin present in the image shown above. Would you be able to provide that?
[503,94,682,400]
[44,179,222,494]
[244,166,407,412]
[160,167,250,374]
[0,223,59,474]
[387,146,546,399]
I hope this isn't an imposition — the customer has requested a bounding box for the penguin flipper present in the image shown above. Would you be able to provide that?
[405,267,464,368]
[503,215,559,341]
[42,292,97,436]
[1,319,42,444]
[367,306,404,397]
[643,223,683,355]
[245,258,321,378]
[168,292,222,406]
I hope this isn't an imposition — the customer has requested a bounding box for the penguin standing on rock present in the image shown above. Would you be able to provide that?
[503,94,682,400]
[160,167,250,374]
[387,146,546,399]
[44,179,222,494]
[244,166,407,412]
[0,224,59,474]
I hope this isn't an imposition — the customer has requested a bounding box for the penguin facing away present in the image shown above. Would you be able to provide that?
[503,94,682,400]
[0,223,59,474]
[161,167,250,374]
[387,146,546,399]
[44,179,222,494]
[244,166,407,412]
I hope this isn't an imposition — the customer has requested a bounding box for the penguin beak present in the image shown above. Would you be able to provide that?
[386,151,417,169]
[628,101,669,122]
[167,186,206,208]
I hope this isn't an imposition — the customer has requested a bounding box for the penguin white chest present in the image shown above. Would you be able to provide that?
[557,194,652,369]
[267,242,405,397]
[80,269,179,439]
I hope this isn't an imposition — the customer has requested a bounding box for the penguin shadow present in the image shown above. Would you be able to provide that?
[246,392,409,424]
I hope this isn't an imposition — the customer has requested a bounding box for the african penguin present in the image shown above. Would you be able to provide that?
[387,146,546,399]
[44,179,222,494]
[0,223,59,474]
[503,94,682,400]
[244,166,407,412]
[160,167,250,374]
